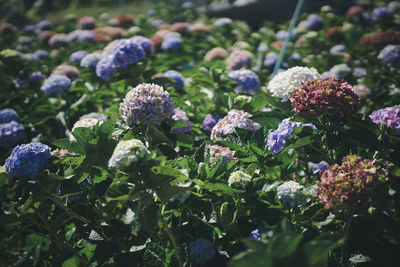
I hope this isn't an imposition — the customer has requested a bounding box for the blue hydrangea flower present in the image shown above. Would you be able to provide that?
[36,20,51,31]
[372,7,394,21]
[96,55,117,79]
[80,53,102,68]
[80,112,107,121]
[30,71,45,82]
[330,44,346,54]
[34,50,49,59]
[213,17,233,28]
[187,238,216,266]
[170,192,190,203]
[276,29,297,40]
[288,53,301,61]
[163,70,185,89]
[130,35,154,53]
[321,71,339,79]
[202,114,221,131]
[0,108,19,123]
[267,118,317,154]
[5,143,52,179]
[0,121,24,148]
[111,39,146,68]
[264,52,278,67]
[67,30,96,42]
[172,108,191,133]
[69,50,88,63]
[249,227,268,240]
[308,161,329,178]
[276,181,304,208]
[161,36,183,51]
[41,75,71,95]
[56,177,91,205]
[228,69,260,95]
[147,9,156,16]
[378,45,400,68]
[353,67,366,78]
[24,25,36,34]
[298,14,324,30]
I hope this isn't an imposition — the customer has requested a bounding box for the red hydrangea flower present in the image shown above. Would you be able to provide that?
[291,77,360,118]
[317,155,388,212]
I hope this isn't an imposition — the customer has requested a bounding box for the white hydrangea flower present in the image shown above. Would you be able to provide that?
[228,170,252,187]
[329,63,351,78]
[267,66,320,102]
[69,118,102,141]
[276,181,304,208]
[108,139,149,169]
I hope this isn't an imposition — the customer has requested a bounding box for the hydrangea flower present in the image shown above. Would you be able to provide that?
[24,25,36,34]
[77,16,96,29]
[360,29,400,46]
[298,14,323,30]
[264,51,278,67]
[228,69,260,95]
[130,35,154,53]
[172,108,191,133]
[276,181,304,208]
[267,66,321,102]
[291,77,360,118]
[202,114,221,131]
[23,53,39,62]
[267,118,317,154]
[119,83,174,126]
[36,20,52,31]
[161,36,183,51]
[329,63,351,78]
[317,155,388,211]
[288,53,301,61]
[0,121,24,148]
[41,75,71,95]
[163,70,185,89]
[5,143,52,179]
[276,29,297,40]
[30,72,45,82]
[353,67,366,78]
[69,50,88,63]
[213,17,233,28]
[80,53,102,68]
[18,36,33,45]
[80,112,107,121]
[108,139,149,169]
[369,105,400,134]
[378,45,400,68]
[330,44,346,54]
[67,30,96,42]
[57,177,91,205]
[226,50,252,70]
[96,55,116,79]
[53,65,80,80]
[352,84,370,98]
[308,161,329,178]
[204,47,228,61]
[228,170,252,187]
[371,7,394,21]
[211,109,261,139]
[249,227,269,240]
[208,145,235,164]
[187,238,216,266]
[388,1,400,12]
[49,34,68,47]
[69,118,103,141]
[0,108,19,123]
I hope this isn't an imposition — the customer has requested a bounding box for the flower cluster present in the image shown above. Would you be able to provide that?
[276,29,297,40]
[308,161,329,178]
[0,121,24,148]
[36,20,51,31]
[329,63,351,78]
[298,14,324,30]
[326,27,344,41]
[187,238,216,267]
[130,36,153,53]
[30,71,45,82]
[172,108,192,133]
[41,75,71,95]
[34,50,49,59]
[291,77,360,118]
[69,50,88,63]
[108,139,149,170]
[119,83,174,126]
[163,70,185,89]
[204,47,228,61]
[0,108,19,123]
[267,66,320,102]
[77,16,96,29]
[369,105,400,134]
[80,53,102,68]
[226,50,252,70]
[202,114,221,131]
[53,65,80,80]
[67,30,96,42]
[228,170,252,187]
[378,45,400,68]
[5,143,52,179]
[69,118,103,141]
[48,34,68,48]
[276,181,304,208]
[249,227,269,240]
[211,109,261,139]
[317,155,388,211]
[161,35,183,51]
[228,69,260,95]
[360,29,400,46]
[208,145,235,164]
[371,7,394,21]
[267,118,317,154]
[264,51,278,67]
[213,17,233,28]
[80,112,107,122]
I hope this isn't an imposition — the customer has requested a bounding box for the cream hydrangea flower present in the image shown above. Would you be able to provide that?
[228,170,252,187]
[69,118,102,141]
[108,139,149,169]
[267,66,320,102]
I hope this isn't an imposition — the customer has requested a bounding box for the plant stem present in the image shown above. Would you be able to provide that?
[161,216,183,267]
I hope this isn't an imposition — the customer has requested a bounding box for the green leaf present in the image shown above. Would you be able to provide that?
[143,243,166,267]
[151,166,189,182]
[0,172,9,187]
[62,256,79,267]
[204,182,234,196]
[220,202,235,227]
[156,182,191,203]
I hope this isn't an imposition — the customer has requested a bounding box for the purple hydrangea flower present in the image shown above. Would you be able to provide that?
[378,45,400,68]
[369,105,400,134]
[267,118,317,154]
[0,108,19,123]
[208,145,234,164]
[163,70,185,89]
[41,75,71,95]
[80,112,107,121]
[264,52,278,67]
[5,143,52,179]
[211,109,261,139]
[228,69,260,95]
[36,20,51,31]
[276,29,297,40]
[130,35,154,53]
[298,14,324,30]
[249,227,268,240]
[147,9,156,16]
[353,67,366,78]
[119,83,174,125]
[80,53,102,68]
[226,50,252,70]
[23,53,39,62]
[30,72,45,82]
[202,114,221,131]
[308,161,329,178]
[56,177,91,205]
[49,34,68,48]
[361,12,372,23]
[172,108,192,132]
[321,71,339,79]
[372,7,394,21]
[187,238,216,267]
[67,30,96,42]
[0,121,24,148]
[24,25,36,34]
[69,50,89,63]
[161,36,183,51]
[34,49,49,59]
[96,55,116,79]
[288,53,301,61]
